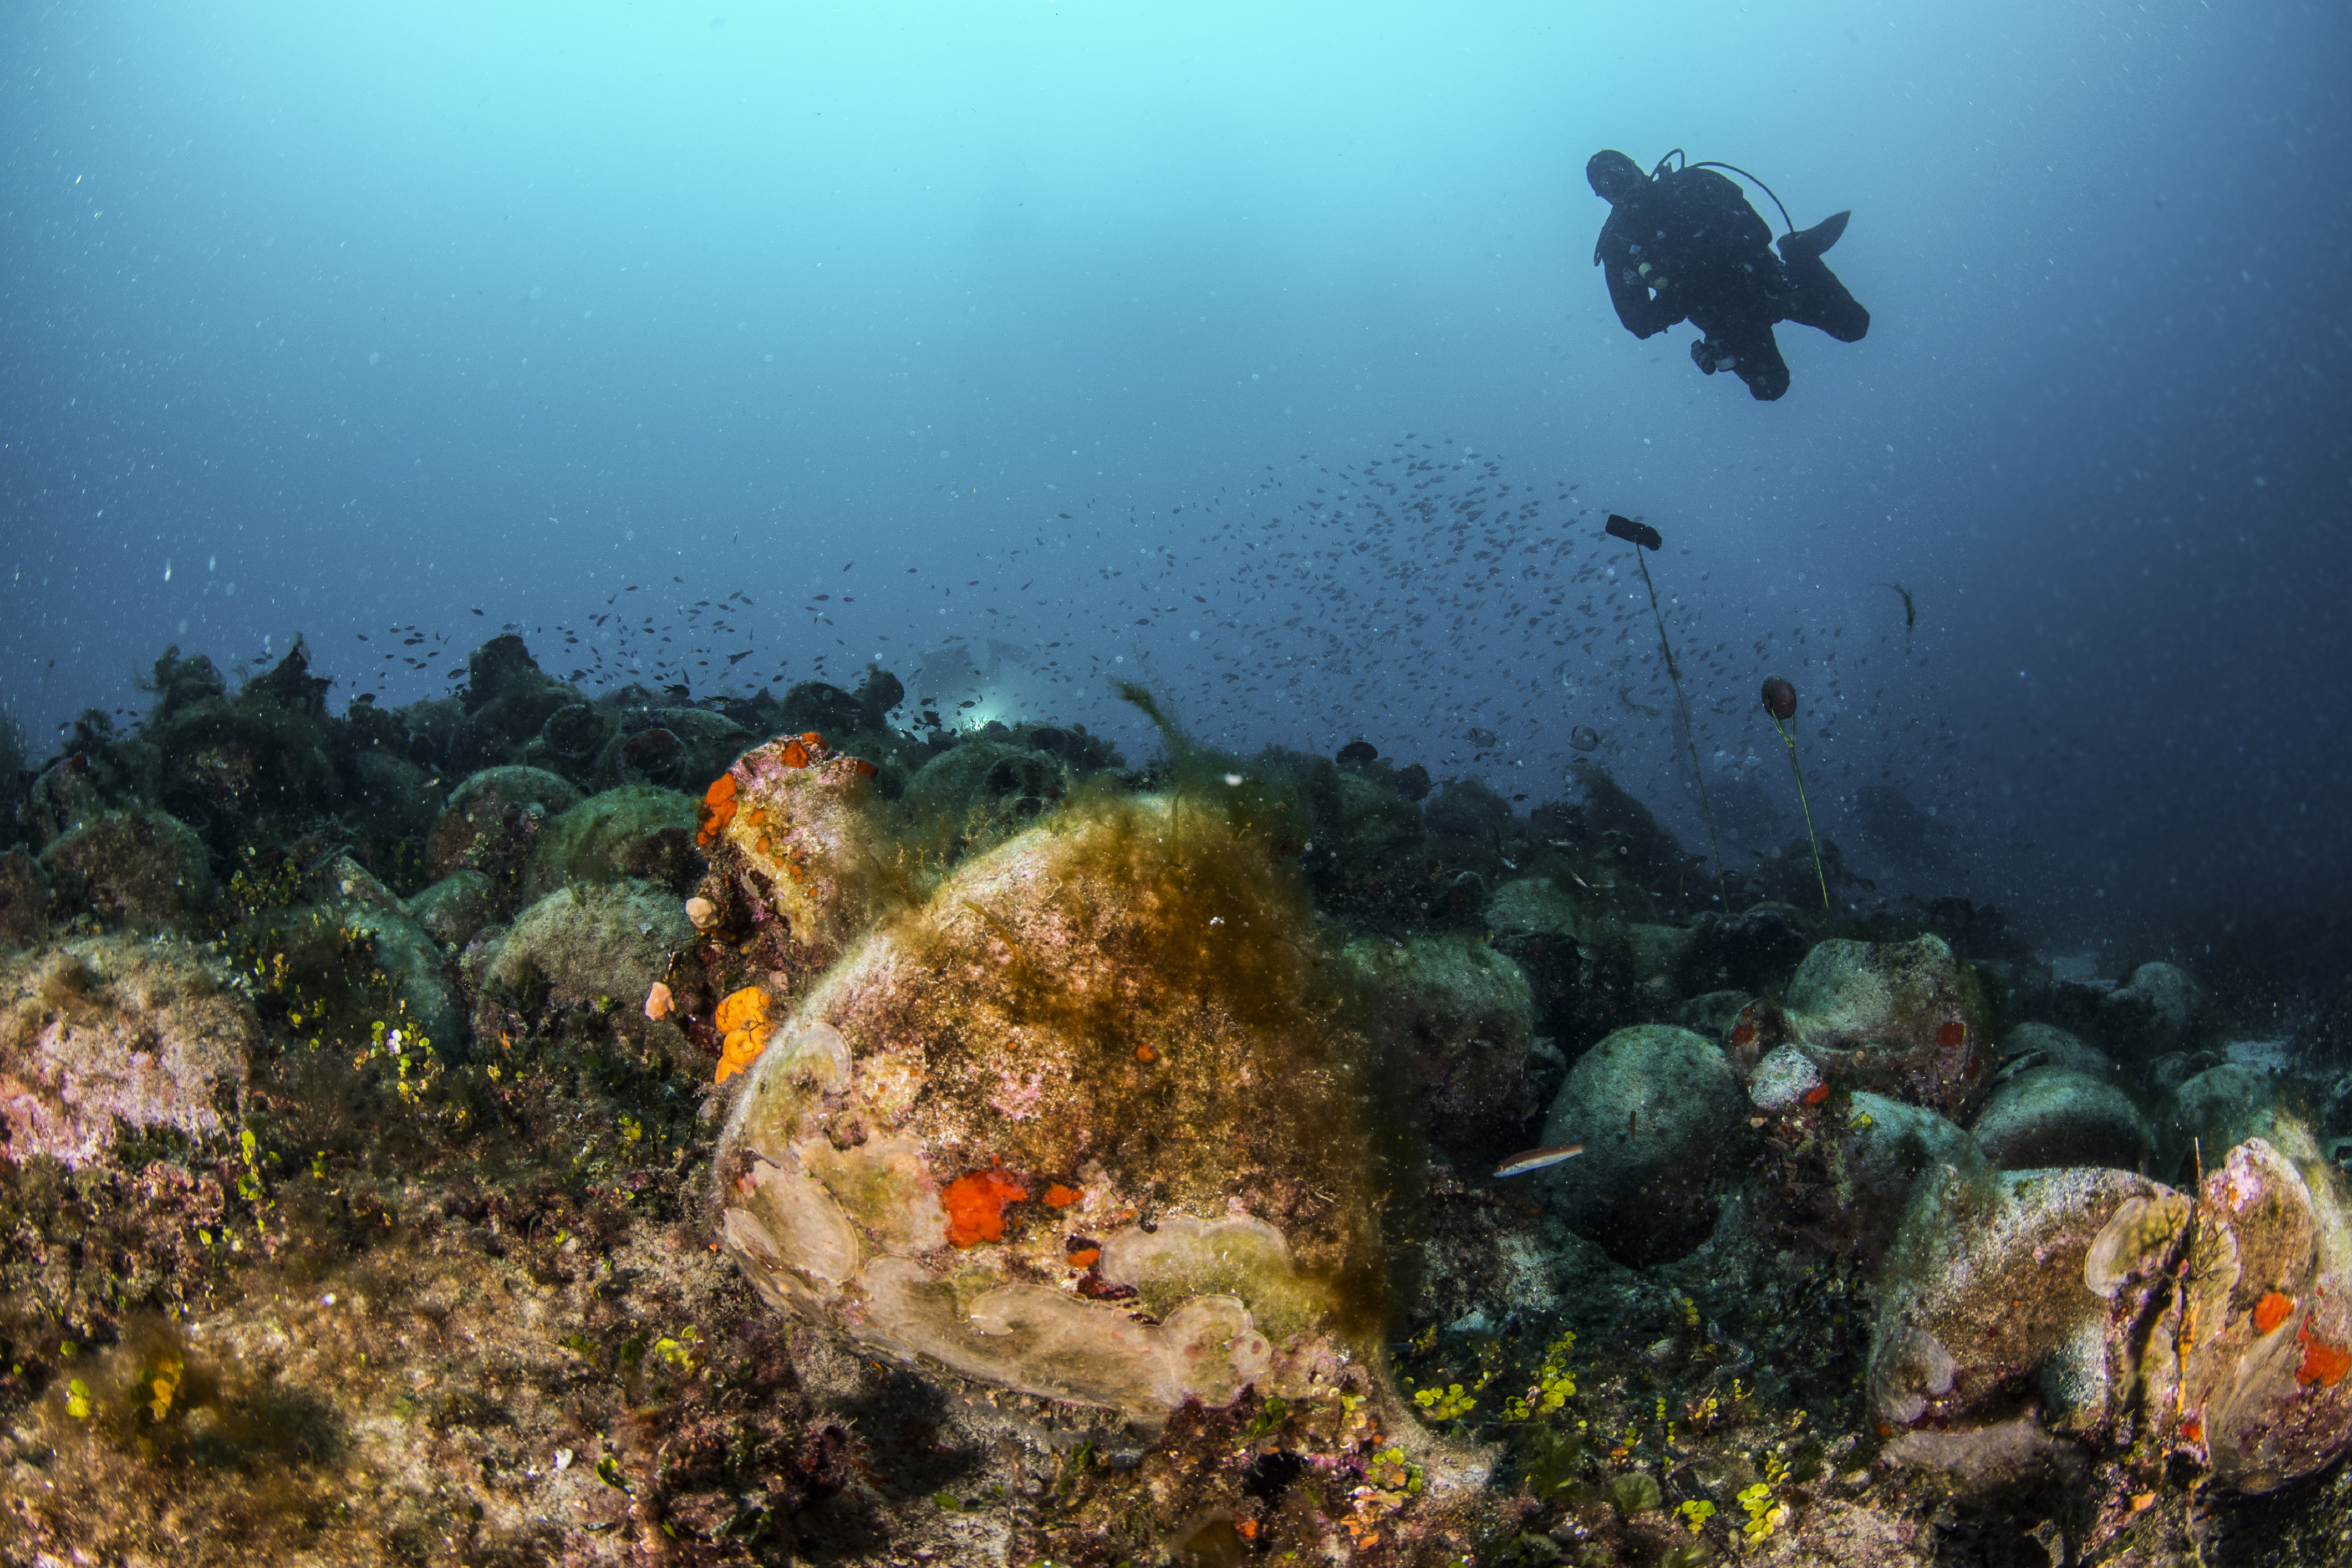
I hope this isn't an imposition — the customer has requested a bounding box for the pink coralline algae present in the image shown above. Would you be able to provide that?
[0,935,256,1169]
[988,1070,1047,1121]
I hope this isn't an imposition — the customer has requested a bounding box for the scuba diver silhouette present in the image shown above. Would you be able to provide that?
[1586,149,1869,401]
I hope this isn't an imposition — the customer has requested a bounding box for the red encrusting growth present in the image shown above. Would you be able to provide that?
[756,730,876,781]
[2295,1321,2352,1388]
[1042,1183,1081,1208]
[772,730,827,768]
[2254,1291,2297,1335]
[1801,1082,1831,1107]
[1936,1020,1966,1050]
[943,1169,1029,1248]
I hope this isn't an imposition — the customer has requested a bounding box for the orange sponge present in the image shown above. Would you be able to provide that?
[942,1169,1029,1247]
[715,985,769,1035]
[697,772,739,847]
[2297,1322,2351,1388]
[714,985,772,1083]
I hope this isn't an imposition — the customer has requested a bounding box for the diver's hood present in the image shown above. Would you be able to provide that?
[1586,149,1646,203]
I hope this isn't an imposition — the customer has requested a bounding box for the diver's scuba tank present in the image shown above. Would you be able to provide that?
[1655,147,1803,244]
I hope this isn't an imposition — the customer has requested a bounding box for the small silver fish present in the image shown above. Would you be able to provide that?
[1493,1144,1586,1178]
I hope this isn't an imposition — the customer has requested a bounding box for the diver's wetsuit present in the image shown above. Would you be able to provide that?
[1591,160,1869,401]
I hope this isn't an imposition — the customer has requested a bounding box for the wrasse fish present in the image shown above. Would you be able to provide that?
[1493,1144,1586,1178]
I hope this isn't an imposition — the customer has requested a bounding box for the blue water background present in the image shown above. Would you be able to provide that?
[3,1,2346,949]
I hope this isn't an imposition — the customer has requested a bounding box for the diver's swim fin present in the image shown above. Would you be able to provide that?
[1779,210,1850,259]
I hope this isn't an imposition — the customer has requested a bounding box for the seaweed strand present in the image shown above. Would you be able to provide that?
[1630,547,1728,910]
[1766,710,1832,918]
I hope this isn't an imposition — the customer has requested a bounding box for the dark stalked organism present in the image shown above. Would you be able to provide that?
[1603,514,1725,909]
[1878,581,1917,654]
[1760,675,1831,917]
[1602,513,1662,552]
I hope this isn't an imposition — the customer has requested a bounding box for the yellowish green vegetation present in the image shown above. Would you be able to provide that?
[1413,1382,1477,1421]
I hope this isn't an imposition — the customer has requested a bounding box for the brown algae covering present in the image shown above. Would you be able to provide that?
[717,782,1391,1419]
